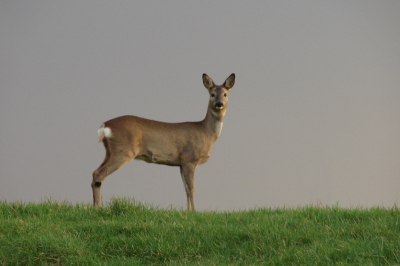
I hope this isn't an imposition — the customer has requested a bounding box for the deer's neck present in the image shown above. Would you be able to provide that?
[202,106,225,139]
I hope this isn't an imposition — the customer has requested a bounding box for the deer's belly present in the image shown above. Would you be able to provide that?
[135,153,180,166]
[198,156,210,165]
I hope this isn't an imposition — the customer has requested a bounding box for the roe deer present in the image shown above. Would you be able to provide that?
[92,73,235,211]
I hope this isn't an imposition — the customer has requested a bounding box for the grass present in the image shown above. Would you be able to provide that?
[1,198,399,265]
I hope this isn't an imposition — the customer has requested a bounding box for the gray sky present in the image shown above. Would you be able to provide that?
[1,1,399,210]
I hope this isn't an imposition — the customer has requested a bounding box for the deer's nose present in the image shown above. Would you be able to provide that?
[215,102,223,109]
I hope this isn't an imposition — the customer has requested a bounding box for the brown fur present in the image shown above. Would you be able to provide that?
[92,73,235,210]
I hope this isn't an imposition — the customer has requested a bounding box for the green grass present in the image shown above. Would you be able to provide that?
[1,198,399,265]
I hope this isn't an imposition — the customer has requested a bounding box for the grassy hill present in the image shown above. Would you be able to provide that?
[1,198,399,265]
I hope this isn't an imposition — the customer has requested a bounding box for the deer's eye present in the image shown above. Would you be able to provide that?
[211,93,215,97]
[224,93,227,97]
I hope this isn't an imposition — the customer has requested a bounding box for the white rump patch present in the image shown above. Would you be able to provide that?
[103,127,112,138]
[98,123,112,142]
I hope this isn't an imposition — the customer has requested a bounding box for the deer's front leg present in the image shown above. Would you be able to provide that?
[180,164,196,211]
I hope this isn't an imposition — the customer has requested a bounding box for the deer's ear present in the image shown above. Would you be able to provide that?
[202,73,215,90]
[223,73,235,90]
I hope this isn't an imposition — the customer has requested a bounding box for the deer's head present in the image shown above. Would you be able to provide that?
[203,73,235,118]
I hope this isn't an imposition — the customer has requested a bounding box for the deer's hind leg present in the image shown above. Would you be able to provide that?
[92,139,135,207]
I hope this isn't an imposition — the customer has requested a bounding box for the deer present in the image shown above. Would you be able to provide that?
[92,73,235,211]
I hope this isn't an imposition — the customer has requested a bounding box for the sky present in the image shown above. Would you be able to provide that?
[1,1,399,211]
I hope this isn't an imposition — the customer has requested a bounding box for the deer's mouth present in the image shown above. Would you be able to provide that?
[215,102,224,110]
